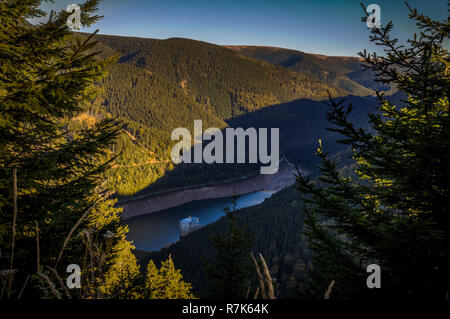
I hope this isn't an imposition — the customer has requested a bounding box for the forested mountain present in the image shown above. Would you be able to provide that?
[95,63,228,194]
[74,33,391,196]
[118,94,382,199]
[76,34,366,195]
[135,90,410,297]
[98,63,226,133]
[91,35,348,119]
[93,63,227,195]
[226,46,396,96]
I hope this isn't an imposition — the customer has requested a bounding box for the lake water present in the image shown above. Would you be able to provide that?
[125,190,275,252]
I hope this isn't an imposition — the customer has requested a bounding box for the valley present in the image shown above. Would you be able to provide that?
[79,33,383,198]
[79,33,385,296]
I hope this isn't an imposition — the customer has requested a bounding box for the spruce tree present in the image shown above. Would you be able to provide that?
[296,4,449,298]
[205,198,253,298]
[145,255,195,299]
[0,0,135,298]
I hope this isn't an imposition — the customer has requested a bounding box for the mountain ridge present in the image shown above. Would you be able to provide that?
[225,45,395,96]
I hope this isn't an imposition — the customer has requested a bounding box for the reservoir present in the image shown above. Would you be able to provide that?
[125,190,274,252]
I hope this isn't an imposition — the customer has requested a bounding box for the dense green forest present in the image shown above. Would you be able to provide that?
[1,0,447,301]
[88,60,228,195]
[91,35,348,119]
[114,93,390,199]
[99,63,226,133]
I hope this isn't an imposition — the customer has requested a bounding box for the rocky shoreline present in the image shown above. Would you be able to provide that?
[120,162,298,220]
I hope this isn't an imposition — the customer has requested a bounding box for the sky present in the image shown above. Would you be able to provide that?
[34,0,448,57]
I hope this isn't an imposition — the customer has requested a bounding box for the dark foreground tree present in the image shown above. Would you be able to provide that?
[296,4,449,298]
[0,0,143,298]
[205,198,253,298]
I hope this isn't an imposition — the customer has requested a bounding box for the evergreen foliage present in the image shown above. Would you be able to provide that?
[296,4,450,298]
[91,34,347,119]
[204,199,253,299]
[145,255,195,299]
[0,0,121,298]
[0,0,193,299]
[103,254,195,299]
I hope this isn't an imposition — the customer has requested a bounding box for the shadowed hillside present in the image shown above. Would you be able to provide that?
[121,94,384,203]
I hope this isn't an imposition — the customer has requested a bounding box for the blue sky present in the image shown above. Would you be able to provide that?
[35,0,448,56]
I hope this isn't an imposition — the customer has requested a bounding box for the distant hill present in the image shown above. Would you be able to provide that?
[225,45,396,96]
[92,35,348,119]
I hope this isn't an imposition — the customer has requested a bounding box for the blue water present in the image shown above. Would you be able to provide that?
[125,191,274,252]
